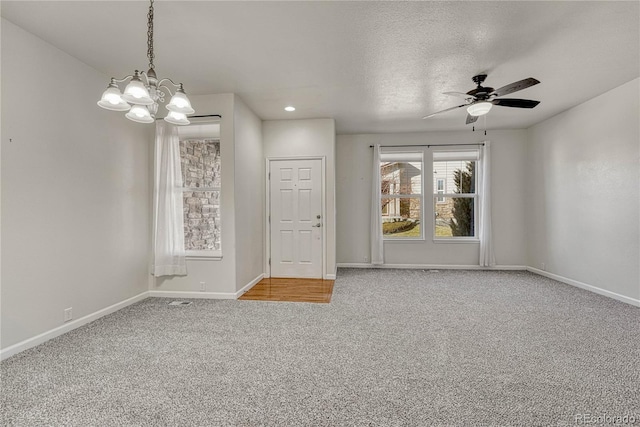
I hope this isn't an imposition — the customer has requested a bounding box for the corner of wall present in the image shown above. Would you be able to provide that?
[232,95,265,292]
[523,78,640,302]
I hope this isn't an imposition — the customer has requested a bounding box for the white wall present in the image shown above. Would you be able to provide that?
[233,95,264,291]
[153,94,238,295]
[336,130,528,267]
[1,19,151,349]
[263,119,337,278]
[526,78,640,302]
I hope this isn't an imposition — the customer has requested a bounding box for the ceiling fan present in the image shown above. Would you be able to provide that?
[423,74,541,124]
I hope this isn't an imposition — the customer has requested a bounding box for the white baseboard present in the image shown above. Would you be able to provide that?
[148,290,237,300]
[149,273,265,301]
[1,291,149,361]
[337,263,527,271]
[235,273,264,298]
[527,267,640,307]
[325,265,337,280]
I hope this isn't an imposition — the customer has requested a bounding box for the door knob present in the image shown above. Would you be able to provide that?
[312,223,322,227]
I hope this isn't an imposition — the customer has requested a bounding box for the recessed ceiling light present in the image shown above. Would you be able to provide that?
[284,106,296,112]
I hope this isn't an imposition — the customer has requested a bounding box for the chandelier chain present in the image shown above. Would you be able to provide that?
[147,0,155,70]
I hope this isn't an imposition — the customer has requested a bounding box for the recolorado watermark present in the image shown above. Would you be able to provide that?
[575,413,638,425]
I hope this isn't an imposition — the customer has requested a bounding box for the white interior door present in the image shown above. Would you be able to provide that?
[269,159,323,278]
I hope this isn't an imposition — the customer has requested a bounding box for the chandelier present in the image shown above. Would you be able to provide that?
[97,0,194,125]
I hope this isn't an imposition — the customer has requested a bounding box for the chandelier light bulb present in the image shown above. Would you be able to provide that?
[173,96,187,108]
[106,94,120,105]
[97,84,131,112]
[164,111,190,126]
[166,87,195,115]
[125,105,154,123]
[122,75,154,106]
[467,101,493,117]
[130,87,146,99]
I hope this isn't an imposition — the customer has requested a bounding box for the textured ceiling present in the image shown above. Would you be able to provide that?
[2,1,639,134]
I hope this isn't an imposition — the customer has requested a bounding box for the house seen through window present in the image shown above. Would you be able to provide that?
[433,150,479,238]
[380,152,423,239]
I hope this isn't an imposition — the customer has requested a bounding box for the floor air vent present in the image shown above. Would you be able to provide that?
[168,301,193,306]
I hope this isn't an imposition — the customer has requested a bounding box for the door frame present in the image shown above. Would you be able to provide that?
[265,156,327,279]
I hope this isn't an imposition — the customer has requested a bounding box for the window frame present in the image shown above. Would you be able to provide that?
[380,151,424,241]
[178,122,223,260]
[432,150,480,242]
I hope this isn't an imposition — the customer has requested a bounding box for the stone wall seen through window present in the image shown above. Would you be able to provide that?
[180,139,221,252]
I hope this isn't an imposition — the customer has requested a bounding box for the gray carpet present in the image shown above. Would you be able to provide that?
[2,269,639,426]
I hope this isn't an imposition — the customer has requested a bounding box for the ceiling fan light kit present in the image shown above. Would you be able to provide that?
[423,74,540,125]
[467,101,493,117]
[97,0,194,125]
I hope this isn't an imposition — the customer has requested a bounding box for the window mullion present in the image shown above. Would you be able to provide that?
[185,187,220,192]
[434,193,475,198]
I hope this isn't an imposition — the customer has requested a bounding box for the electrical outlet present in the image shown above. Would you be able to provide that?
[63,307,73,322]
[364,256,369,263]
[199,281,206,292]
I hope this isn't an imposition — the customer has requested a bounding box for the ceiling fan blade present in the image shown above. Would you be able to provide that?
[443,91,476,99]
[466,114,478,125]
[490,78,540,97]
[422,104,466,119]
[492,98,540,108]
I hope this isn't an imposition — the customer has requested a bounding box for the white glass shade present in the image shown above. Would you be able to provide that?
[467,101,493,117]
[122,78,154,106]
[125,104,154,124]
[164,111,190,126]
[166,90,195,114]
[97,86,130,111]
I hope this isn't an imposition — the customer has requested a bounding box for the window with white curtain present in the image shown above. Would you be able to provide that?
[433,150,480,239]
[380,151,423,239]
[177,122,221,257]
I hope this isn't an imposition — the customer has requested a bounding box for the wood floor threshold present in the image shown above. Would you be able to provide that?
[239,277,335,303]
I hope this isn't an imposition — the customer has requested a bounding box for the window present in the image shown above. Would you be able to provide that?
[380,151,423,239]
[433,150,479,239]
[178,122,221,257]
[436,178,445,203]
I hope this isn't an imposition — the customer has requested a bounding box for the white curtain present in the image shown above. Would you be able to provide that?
[478,141,495,267]
[152,121,187,276]
[371,144,384,264]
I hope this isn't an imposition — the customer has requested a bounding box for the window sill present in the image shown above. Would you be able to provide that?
[433,238,479,244]
[186,251,222,260]
[384,238,425,243]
